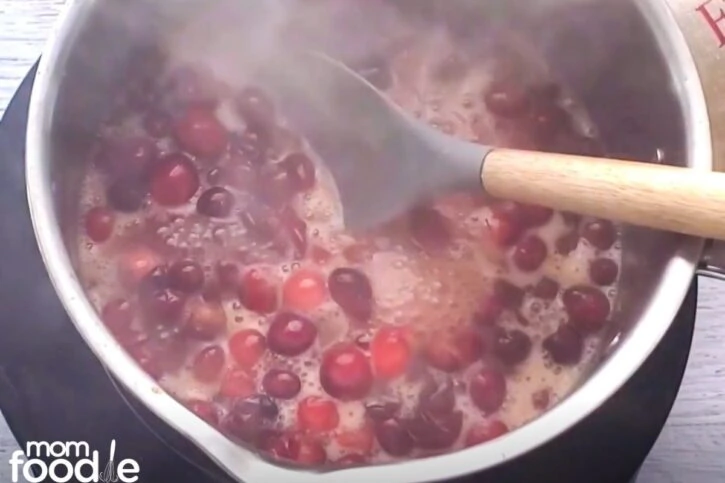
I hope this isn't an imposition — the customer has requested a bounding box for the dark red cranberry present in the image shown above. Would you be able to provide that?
[493,279,525,309]
[484,81,530,118]
[85,207,115,242]
[543,325,584,365]
[187,399,220,425]
[555,230,580,255]
[473,294,505,327]
[374,418,414,457]
[197,187,235,218]
[238,269,278,314]
[236,86,276,126]
[173,104,228,159]
[143,110,172,138]
[106,178,147,213]
[589,258,619,286]
[320,343,373,400]
[532,277,559,300]
[519,204,554,228]
[582,219,617,250]
[139,287,185,325]
[406,410,463,450]
[562,285,610,333]
[219,368,255,399]
[230,128,269,166]
[168,260,204,293]
[222,394,279,443]
[267,312,317,357]
[96,136,158,180]
[328,268,374,321]
[279,208,308,259]
[469,368,507,414]
[262,369,302,400]
[419,377,455,415]
[354,55,392,90]
[184,298,227,340]
[488,202,525,247]
[364,398,401,422]
[493,328,532,366]
[192,345,226,382]
[281,153,316,192]
[513,235,548,272]
[464,420,509,447]
[228,329,267,369]
[150,153,200,206]
[409,206,452,252]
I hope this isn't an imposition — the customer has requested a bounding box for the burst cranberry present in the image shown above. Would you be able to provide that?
[229,329,267,369]
[219,368,255,398]
[150,153,200,206]
[223,394,279,442]
[143,110,172,138]
[555,230,580,255]
[328,268,374,321]
[262,369,301,399]
[374,418,414,457]
[173,105,228,159]
[106,178,147,213]
[364,398,401,421]
[589,258,619,286]
[464,420,509,447]
[85,207,115,242]
[118,247,161,286]
[101,298,135,339]
[493,328,532,366]
[311,246,333,265]
[238,269,279,314]
[469,368,507,414]
[513,235,548,272]
[168,260,204,293]
[407,410,463,450]
[543,325,584,365]
[532,277,559,300]
[230,128,269,166]
[582,219,617,250]
[336,423,375,454]
[424,329,482,372]
[184,298,227,340]
[283,268,327,312]
[267,312,317,357]
[419,377,455,415]
[237,86,276,126]
[187,399,219,425]
[266,433,327,466]
[320,343,373,400]
[409,206,451,251]
[493,279,525,309]
[519,204,554,228]
[297,396,340,432]
[473,294,505,327]
[96,136,158,180]
[192,345,226,382]
[484,81,530,118]
[197,187,234,218]
[371,326,411,380]
[562,285,610,333]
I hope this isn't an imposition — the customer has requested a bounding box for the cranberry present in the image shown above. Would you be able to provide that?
[267,312,317,357]
[101,299,135,339]
[265,433,327,466]
[192,345,226,382]
[484,81,530,118]
[229,329,267,369]
[464,420,509,447]
[139,270,186,325]
[106,178,147,213]
[279,208,308,259]
[589,258,619,286]
[168,260,204,293]
[96,136,158,180]
[238,269,279,314]
[493,279,525,309]
[230,128,269,166]
[519,204,554,228]
[328,268,374,321]
[173,105,228,159]
[216,262,241,291]
[118,247,161,286]
[336,453,367,466]
[582,219,617,250]
[493,328,532,366]
[236,86,276,126]
[371,326,411,380]
[141,327,188,376]
[487,212,523,248]
[543,325,584,365]
[419,377,455,415]
[283,268,327,312]
[219,368,256,399]
[150,153,200,206]
[374,418,414,457]
[406,410,463,450]
[532,277,559,300]
[424,329,482,373]
[473,294,505,327]
[513,235,548,272]
[262,369,301,399]
[469,368,507,414]
[197,187,234,218]
[85,207,115,242]
[143,110,172,138]
[297,396,340,432]
[555,230,580,255]
[364,398,402,422]
[184,298,227,340]
[409,206,451,252]
[239,206,277,243]
[223,394,279,443]
[188,400,220,425]
[257,164,297,208]
[320,343,373,400]
[562,285,610,333]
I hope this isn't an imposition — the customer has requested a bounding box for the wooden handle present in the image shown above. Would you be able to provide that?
[482,148,725,240]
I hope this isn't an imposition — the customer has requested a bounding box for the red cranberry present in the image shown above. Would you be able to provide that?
[493,328,532,366]
[589,258,619,286]
[223,394,279,443]
[513,235,548,272]
[168,260,204,293]
[371,326,411,380]
[473,294,505,327]
[173,105,228,159]
[409,206,452,252]
[282,268,326,312]
[297,396,340,432]
[562,285,610,333]
[143,110,172,138]
[187,400,220,425]
[96,136,158,180]
[281,153,316,193]
[543,325,584,365]
[230,128,269,166]
[184,298,227,340]
[555,230,580,255]
[464,420,509,447]
[192,345,226,382]
[424,329,482,373]
[519,204,554,228]
[484,81,530,118]
[532,277,559,300]
[106,178,147,213]
[493,279,525,309]
[85,207,115,242]
[328,268,374,321]
[487,212,523,247]
[266,433,327,466]
[418,377,455,415]
[406,410,463,450]
[320,343,373,400]
[236,86,276,126]
[238,269,279,314]
[374,418,414,457]
[267,312,317,357]
[219,368,255,399]
[229,329,267,369]
[118,246,161,286]
[262,369,301,399]
[150,153,200,206]
[101,298,136,339]
[582,219,617,250]
[197,187,234,218]
[469,368,507,414]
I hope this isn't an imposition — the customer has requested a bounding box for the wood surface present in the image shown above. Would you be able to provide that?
[0,1,723,482]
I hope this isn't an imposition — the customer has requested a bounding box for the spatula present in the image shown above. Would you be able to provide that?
[255,51,725,240]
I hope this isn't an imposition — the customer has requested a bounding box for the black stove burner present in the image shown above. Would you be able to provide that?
[0,64,694,483]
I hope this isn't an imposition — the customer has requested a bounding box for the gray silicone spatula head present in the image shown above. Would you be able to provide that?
[254,51,490,232]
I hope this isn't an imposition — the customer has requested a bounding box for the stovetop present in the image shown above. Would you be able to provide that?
[0,64,696,483]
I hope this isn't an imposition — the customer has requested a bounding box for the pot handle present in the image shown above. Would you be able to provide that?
[697,240,725,279]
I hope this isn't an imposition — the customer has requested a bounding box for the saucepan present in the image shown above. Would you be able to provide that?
[23,0,725,481]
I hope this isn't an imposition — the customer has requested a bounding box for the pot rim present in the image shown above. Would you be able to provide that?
[24,1,710,482]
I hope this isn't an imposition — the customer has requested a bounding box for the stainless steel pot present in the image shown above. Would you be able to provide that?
[23,0,725,482]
